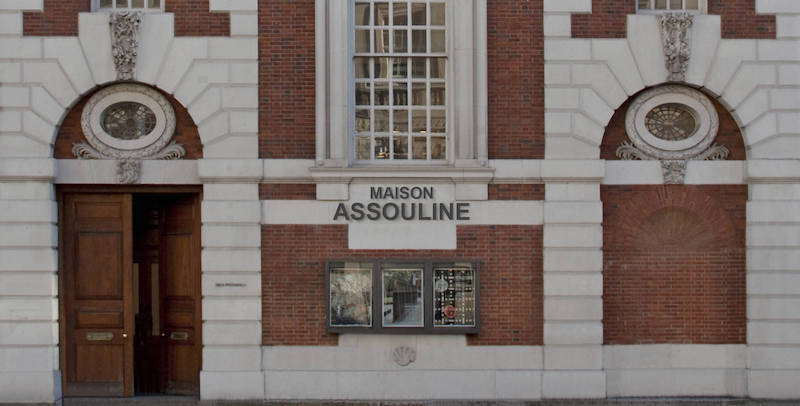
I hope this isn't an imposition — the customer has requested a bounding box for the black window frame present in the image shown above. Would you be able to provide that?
[326,260,480,334]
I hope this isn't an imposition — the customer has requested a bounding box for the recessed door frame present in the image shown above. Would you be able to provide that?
[57,185,203,398]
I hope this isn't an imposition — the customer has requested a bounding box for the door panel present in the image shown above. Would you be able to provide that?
[62,194,133,397]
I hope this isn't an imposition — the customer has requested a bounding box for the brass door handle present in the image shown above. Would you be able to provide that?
[122,333,128,339]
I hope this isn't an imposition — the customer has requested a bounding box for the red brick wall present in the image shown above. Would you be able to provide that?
[53,86,203,159]
[259,184,316,200]
[602,185,746,344]
[488,184,545,200]
[572,0,775,39]
[262,225,543,346]
[24,0,229,37]
[258,0,316,159]
[600,88,746,160]
[487,0,545,159]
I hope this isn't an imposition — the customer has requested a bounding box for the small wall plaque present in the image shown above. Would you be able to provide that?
[169,332,189,341]
[86,332,113,341]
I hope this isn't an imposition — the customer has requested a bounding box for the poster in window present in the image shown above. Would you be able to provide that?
[382,267,424,327]
[433,266,476,327]
[329,263,372,327]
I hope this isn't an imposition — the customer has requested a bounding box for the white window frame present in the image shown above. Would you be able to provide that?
[92,0,165,12]
[315,0,488,168]
[636,0,707,14]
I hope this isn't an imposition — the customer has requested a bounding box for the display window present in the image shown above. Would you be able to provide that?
[327,261,478,334]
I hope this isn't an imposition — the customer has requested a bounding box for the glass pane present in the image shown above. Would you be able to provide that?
[356,136,371,160]
[149,0,160,7]
[393,3,408,25]
[655,0,668,9]
[99,0,113,8]
[431,109,445,133]
[412,136,427,159]
[393,59,408,78]
[412,83,426,106]
[670,0,681,9]
[329,263,372,327]
[411,3,426,25]
[354,57,370,79]
[433,265,476,327]
[430,82,445,105]
[685,0,699,8]
[393,82,408,106]
[393,109,408,132]
[412,30,426,53]
[355,30,370,53]
[114,0,125,7]
[412,110,426,132]
[374,2,389,25]
[375,136,390,159]
[431,136,446,159]
[393,136,409,160]
[382,266,423,327]
[375,57,389,79]
[430,3,445,25]
[355,83,370,106]
[412,58,426,78]
[355,3,370,25]
[431,30,446,53]
[638,0,651,9]
[375,83,389,105]
[430,58,446,79]
[375,110,389,132]
[375,29,390,53]
[393,30,408,52]
[355,109,370,133]
[131,0,144,8]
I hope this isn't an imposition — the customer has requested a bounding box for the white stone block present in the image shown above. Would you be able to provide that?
[464,201,543,225]
[685,15,721,87]
[0,38,41,59]
[0,0,42,10]
[670,345,747,369]
[544,249,602,272]
[748,224,800,247]
[496,370,542,400]
[200,371,264,400]
[24,62,78,108]
[202,248,261,272]
[263,159,314,181]
[316,182,348,200]
[203,346,261,372]
[706,40,757,96]
[572,112,604,146]
[0,111,21,132]
[0,12,22,35]
[748,248,800,271]
[0,86,28,108]
[742,112,777,146]
[262,200,335,224]
[0,272,56,296]
[30,87,64,126]
[545,183,599,201]
[545,135,600,159]
[264,370,338,399]
[750,297,800,320]
[198,158,262,182]
[757,0,800,13]
[545,88,579,109]
[749,346,800,369]
[747,160,800,183]
[0,297,55,321]
[203,183,258,201]
[209,38,257,60]
[749,322,800,344]
[545,345,602,370]
[196,104,226,142]
[0,371,57,403]
[0,347,55,372]
[230,13,258,36]
[606,369,746,397]
[604,345,672,369]
[627,15,668,87]
[778,64,800,85]
[724,64,776,108]
[543,322,603,345]
[733,88,769,126]
[777,15,800,38]
[23,110,55,145]
[543,224,602,248]
[0,224,56,248]
[0,321,55,345]
[572,64,627,109]
[203,321,261,345]
[544,296,602,321]
[455,182,488,201]
[750,137,800,159]
[749,370,800,399]
[541,160,604,182]
[202,224,260,248]
[545,39,591,61]
[202,201,261,223]
[0,62,21,83]
[0,248,57,271]
[750,183,800,200]
[204,135,259,159]
[592,39,645,96]
[489,346,544,370]
[176,62,229,106]
[580,88,614,126]
[0,182,52,200]
[542,370,605,399]
[771,88,800,109]
[43,37,94,95]
[350,221,456,250]
[749,273,800,295]
[0,158,54,181]
[545,112,571,133]
[202,272,261,296]
[230,61,258,85]
[778,111,800,133]
[544,272,602,296]
[545,63,571,85]
[156,37,208,94]
[203,297,260,321]
[0,136,50,158]
[543,15,570,37]
[78,13,114,85]
[684,161,747,184]
[135,13,174,85]
[544,201,602,224]
[759,39,800,61]
[209,0,257,12]
[221,86,258,109]
[603,160,663,184]
[543,0,591,13]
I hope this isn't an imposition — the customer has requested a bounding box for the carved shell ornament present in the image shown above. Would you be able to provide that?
[617,86,728,184]
[392,346,417,367]
[73,84,185,184]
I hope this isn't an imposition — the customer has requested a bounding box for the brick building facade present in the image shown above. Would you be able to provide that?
[0,0,799,402]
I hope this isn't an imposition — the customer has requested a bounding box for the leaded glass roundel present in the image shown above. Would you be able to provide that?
[645,103,698,141]
[100,101,157,140]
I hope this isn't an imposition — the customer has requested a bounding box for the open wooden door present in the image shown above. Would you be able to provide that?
[62,193,133,397]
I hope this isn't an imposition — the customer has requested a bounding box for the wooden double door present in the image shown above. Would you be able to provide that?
[59,190,202,397]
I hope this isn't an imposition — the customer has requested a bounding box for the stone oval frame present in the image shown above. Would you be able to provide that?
[625,85,719,160]
[81,84,176,159]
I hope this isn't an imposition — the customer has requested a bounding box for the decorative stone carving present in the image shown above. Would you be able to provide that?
[392,346,417,367]
[110,11,142,80]
[658,13,693,82]
[618,85,729,184]
[74,84,185,184]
